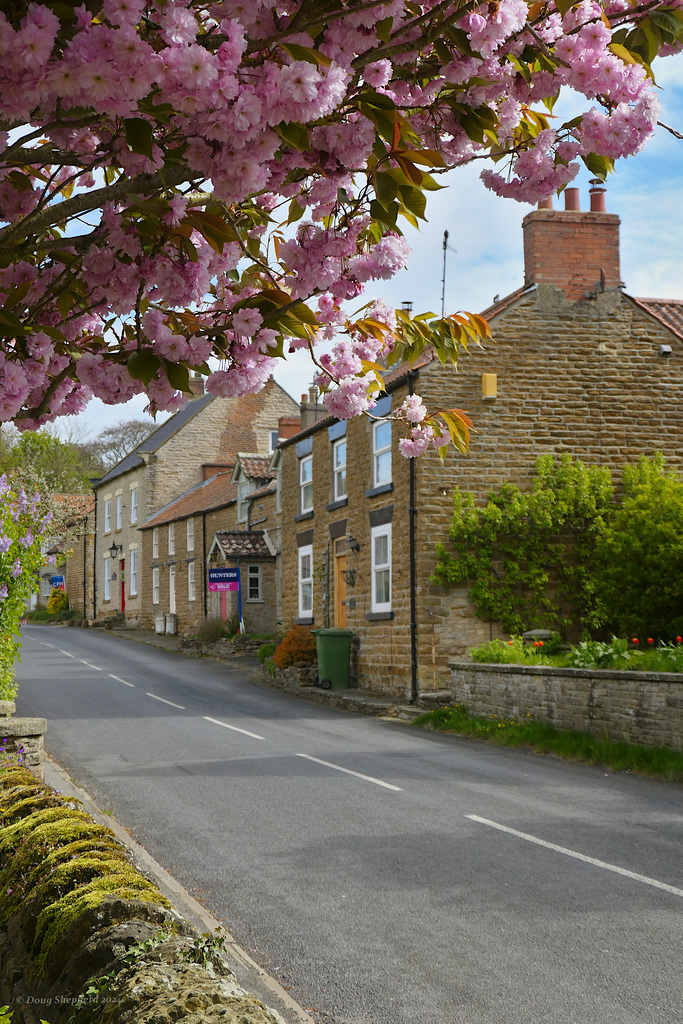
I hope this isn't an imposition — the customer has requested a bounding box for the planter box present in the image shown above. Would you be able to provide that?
[449,661,683,752]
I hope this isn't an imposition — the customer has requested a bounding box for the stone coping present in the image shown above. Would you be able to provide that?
[0,717,47,736]
[448,660,683,685]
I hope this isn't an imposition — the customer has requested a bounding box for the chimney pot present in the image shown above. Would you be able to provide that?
[564,188,580,212]
[589,178,606,213]
[308,384,319,404]
[538,197,553,210]
[301,393,307,404]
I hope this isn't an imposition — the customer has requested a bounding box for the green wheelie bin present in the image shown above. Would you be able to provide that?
[312,628,354,689]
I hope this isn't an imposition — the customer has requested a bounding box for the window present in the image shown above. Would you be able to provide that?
[237,480,249,523]
[248,564,261,601]
[116,494,122,530]
[168,523,175,555]
[188,561,196,602]
[373,420,392,487]
[269,429,279,454]
[104,499,111,533]
[186,518,194,552]
[298,544,313,618]
[129,549,138,596]
[130,488,138,524]
[300,455,313,513]
[333,438,347,500]
[152,527,159,559]
[371,524,391,612]
[152,567,160,604]
[104,557,111,601]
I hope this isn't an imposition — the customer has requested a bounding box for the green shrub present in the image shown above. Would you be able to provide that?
[223,613,242,638]
[567,636,631,670]
[27,608,50,621]
[272,625,317,668]
[470,636,565,665]
[258,642,277,664]
[46,587,68,617]
[197,616,225,643]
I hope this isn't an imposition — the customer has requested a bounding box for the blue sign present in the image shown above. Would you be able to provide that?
[50,575,65,590]
[208,567,240,592]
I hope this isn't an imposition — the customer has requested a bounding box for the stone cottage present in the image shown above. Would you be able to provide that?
[278,185,683,699]
[89,377,298,624]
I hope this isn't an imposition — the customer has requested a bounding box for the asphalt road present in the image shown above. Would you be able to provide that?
[15,625,683,1024]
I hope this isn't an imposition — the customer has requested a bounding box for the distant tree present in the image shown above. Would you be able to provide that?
[85,418,156,472]
[0,427,91,495]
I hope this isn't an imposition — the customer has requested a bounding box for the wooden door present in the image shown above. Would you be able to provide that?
[334,539,347,627]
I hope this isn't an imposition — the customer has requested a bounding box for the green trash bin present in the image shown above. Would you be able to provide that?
[312,628,354,690]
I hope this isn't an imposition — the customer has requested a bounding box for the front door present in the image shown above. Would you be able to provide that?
[120,558,125,614]
[169,566,176,614]
[334,539,347,628]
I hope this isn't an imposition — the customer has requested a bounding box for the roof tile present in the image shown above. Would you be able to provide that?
[213,530,274,558]
[142,472,236,529]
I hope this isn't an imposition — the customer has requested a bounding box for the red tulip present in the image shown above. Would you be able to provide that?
[539,641,544,647]
[677,636,682,644]
[632,638,639,645]
[647,637,654,645]
[508,640,513,646]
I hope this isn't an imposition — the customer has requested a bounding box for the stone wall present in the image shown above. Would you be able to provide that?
[64,514,95,619]
[450,661,683,751]
[0,703,47,779]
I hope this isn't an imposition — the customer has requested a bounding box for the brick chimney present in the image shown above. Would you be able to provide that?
[277,415,301,441]
[188,372,205,397]
[522,185,622,301]
[300,384,327,430]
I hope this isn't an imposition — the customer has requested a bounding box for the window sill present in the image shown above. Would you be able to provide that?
[295,616,314,625]
[294,511,314,522]
[326,497,348,512]
[366,610,394,621]
[246,598,264,604]
[365,483,394,499]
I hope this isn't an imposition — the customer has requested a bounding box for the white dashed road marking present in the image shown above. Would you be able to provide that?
[296,753,402,791]
[203,716,264,740]
[467,815,683,898]
[59,649,77,658]
[80,660,102,671]
[146,693,186,710]
[109,674,135,688]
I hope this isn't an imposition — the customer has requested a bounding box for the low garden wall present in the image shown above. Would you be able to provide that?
[449,662,683,751]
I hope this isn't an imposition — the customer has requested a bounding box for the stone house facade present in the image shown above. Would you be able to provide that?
[279,185,683,698]
[90,378,298,623]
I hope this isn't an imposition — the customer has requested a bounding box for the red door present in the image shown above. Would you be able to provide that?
[220,590,227,620]
[120,558,125,614]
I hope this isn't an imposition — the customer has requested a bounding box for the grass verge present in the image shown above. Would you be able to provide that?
[412,704,683,782]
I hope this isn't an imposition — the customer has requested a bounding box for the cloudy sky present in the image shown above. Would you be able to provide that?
[62,54,683,439]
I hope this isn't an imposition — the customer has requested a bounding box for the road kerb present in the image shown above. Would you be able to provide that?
[43,755,315,1024]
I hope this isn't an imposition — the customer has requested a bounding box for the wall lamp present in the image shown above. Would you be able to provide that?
[108,542,123,560]
[346,534,360,553]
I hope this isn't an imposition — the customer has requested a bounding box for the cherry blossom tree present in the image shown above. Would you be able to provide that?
[0,0,681,458]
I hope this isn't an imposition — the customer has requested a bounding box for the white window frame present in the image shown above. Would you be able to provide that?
[115,494,122,530]
[300,454,313,513]
[333,437,347,500]
[168,522,175,555]
[152,527,159,559]
[130,487,138,524]
[152,566,160,604]
[373,419,392,488]
[247,564,261,602]
[186,517,194,552]
[188,560,196,602]
[298,544,313,618]
[237,480,250,523]
[129,548,138,596]
[104,499,111,534]
[276,464,282,514]
[104,557,111,601]
[371,523,392,613]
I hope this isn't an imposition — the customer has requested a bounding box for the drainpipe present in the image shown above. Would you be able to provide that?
[92,489,97,620]
[202,511,207,618]
[408,372,419,704]
[82,515,87,618]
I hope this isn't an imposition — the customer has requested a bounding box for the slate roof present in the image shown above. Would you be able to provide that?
[212,530,276,558]
[141,471,236,530]
[95,393,214,487]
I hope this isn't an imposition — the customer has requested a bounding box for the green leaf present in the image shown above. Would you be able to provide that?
[369,199,398,227]
[554,0,578,15]
[186,211,237,255]
[280,42,332,67]
[0,309,28,336]
[164,360,191,392]
[582,152,613,181]
[376,17,393,43]
[287,198,305,225]
[123,118,154,158]
[127,350,160,384]
[274,121,312,152]
[374,171,399,209]
[398,184,427,220]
